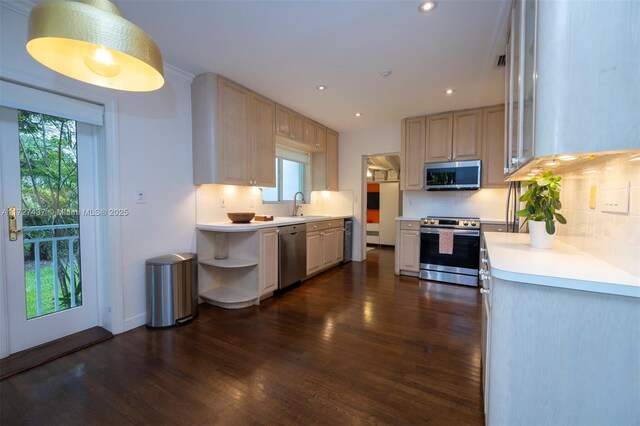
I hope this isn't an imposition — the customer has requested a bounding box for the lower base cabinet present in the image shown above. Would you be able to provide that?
[394,220,420,275]
[306,219,344,276]
[259,228,278,296]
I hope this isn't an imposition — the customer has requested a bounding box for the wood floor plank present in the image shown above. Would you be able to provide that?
[0,247,484,425]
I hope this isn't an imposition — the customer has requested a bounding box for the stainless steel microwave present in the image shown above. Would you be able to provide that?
[424,160,481,190]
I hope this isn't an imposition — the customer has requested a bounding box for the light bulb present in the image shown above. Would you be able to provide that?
[84,46,121,77]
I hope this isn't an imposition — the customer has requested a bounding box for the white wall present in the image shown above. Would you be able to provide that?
[340,124,401,261]
[1,4,196,332]
[557,153,640,277]
[196,185,353,223]
[403,188,508,222]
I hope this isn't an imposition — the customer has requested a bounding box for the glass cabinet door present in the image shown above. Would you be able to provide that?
[520,0,537,167]
[504,18,512,178]
[510,0,522,172]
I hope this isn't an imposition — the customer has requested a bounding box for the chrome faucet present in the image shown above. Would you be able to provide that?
[292,191,306,216]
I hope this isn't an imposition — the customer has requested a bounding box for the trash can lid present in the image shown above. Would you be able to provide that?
[145,252,197,265]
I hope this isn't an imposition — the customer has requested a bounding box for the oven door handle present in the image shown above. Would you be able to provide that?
[420,228,480,236]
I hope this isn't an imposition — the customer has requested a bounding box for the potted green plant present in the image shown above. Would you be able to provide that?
[516,171,567,248]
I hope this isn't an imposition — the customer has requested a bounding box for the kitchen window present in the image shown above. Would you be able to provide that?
[262,147,309,203]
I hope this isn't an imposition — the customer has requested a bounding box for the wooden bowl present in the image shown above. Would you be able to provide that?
[227,212,255,223]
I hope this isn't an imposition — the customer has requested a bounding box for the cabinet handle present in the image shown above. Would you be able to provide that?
[415,232,419,236]
[481,258,488,264]
[407,224,412,227]
[480,288,490,294]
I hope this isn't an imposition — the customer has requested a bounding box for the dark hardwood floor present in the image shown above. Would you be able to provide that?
[0,247,484,425]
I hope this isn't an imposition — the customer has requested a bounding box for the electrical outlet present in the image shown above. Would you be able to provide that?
[219,198,225,208]
[589,185,597,209]
[136,190,146,204]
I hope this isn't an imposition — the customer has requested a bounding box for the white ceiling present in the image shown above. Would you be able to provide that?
[79,0,512,132]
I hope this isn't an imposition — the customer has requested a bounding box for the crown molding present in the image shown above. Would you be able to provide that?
[163,62,194,84]
[1,0,36,16]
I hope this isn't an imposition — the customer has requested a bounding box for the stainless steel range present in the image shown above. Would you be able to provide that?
[419,216,481,287]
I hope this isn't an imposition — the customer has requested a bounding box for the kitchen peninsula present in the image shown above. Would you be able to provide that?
[196,215,351,309]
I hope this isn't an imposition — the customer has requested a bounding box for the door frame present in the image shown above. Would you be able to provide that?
[360,151,401,262]
[0,72,124,358]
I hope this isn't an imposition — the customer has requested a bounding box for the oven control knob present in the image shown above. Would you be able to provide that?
[463,221,469,226]
[430,219,436,225]
[471,221,476,226]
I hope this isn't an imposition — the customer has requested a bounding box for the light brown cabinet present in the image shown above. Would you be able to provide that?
[191,74,275,186]
[326,129,339,191]
[306,220,344,276]
[453,108,483,161]
[259,228,278,296]
[311,128,339,191]
[394,220,420,275]
[250,93,276,187]
[303,118,317,149]
[482,105,507,188]
[276,104,304,142]
[425,113,453,163]
[402,117,426,190]
[315,124,327,151]
[424,109,482,162]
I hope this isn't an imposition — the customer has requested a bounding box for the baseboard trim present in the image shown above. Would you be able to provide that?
[123,313,147,332]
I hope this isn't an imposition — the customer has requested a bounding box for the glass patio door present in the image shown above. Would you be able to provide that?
[0,106,99,355]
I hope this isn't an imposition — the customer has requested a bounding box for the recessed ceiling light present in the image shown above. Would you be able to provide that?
[380,69,392,78]
[418,1,437,13]
[445,88,455,95]
[316,85,326,91]
[355,112,363,117]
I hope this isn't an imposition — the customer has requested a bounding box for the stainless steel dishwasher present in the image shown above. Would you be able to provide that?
[278,224,307,290]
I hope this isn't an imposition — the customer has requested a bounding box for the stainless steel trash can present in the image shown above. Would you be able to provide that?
[146,253,198,328]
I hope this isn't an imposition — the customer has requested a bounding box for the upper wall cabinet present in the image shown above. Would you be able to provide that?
[192,74,275,186]
[401,117,426,190]
[402,105,505,190]
[276,104,326,153]
[452,109,483,161]
[311,128,339,191]
[425,113,453,163]
[425,110,482,163]
[482,105,507,188]
[504,0,640,178]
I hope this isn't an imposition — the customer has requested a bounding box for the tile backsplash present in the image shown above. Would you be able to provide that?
[557,153,640,276]
[403,188,509,222]
[196,184,354,223]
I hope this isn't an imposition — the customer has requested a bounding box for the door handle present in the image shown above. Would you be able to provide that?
[7,206,22,241]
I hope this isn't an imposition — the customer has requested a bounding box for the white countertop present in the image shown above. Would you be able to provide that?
[484,232,640,298]
[198,215,352,232]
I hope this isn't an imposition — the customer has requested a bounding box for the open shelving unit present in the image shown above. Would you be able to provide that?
[197,229,261,309]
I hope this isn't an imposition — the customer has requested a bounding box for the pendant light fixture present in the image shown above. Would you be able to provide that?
[27,0,164,92]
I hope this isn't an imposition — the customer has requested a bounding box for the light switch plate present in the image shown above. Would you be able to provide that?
[601,181,629,213]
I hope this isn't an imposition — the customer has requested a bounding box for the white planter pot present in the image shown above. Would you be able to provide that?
[528,220,555,249]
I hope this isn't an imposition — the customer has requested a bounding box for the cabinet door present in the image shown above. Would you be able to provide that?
[306,231,322,275]
[402,117,426,190]
[335,228,344,263]
[315,124,327,151]
[453,109,483,161]
[291,112,304,142]
[482,105,507,188]
[508,0,522,172]
[259,228,278,296]
[275,104,291,138]
[250,93,276,187]
[520,0,537,167]
[218,78,251,185]
[399,229,420,272]
[425,113,453,163]
[325,129,339,191]
[322,229,337,267]
[303,119,317,149]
